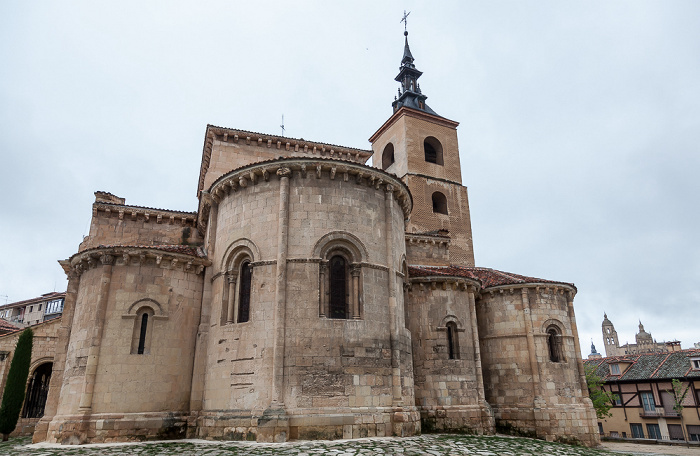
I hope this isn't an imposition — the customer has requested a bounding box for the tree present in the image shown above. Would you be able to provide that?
[0,328,33,441]
[585,365,618,420]
[667,379,691,442]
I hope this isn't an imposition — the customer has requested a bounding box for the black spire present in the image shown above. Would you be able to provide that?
[391,30,439,116]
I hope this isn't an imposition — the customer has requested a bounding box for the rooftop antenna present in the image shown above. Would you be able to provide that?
[0,295,8,305]
[401,10,410,32]
[280,114,285,137]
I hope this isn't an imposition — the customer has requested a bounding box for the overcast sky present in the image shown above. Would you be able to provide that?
[1,1,699,356]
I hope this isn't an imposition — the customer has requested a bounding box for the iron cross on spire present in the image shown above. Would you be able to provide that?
[400,10,410,32]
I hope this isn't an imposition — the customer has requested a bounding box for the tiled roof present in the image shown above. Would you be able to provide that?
[583,349,700,381]
[206,125,373,154]
[93,244,206,258]
[0,292,66,310]
[408,265,575,290]
[95,201,197,215]
[0,319,19,333]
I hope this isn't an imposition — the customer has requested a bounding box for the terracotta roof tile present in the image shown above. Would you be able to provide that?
[584,349,700,381]
[408,265,575,289]
[0,319,19,333]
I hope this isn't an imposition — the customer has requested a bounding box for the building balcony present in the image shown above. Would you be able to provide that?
[639,409,663,417]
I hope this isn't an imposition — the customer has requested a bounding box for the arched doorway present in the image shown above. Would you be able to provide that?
[21,362,52,418]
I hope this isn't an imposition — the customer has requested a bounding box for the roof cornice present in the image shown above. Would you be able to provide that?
[198,125,373,199]
[368,106,459,144]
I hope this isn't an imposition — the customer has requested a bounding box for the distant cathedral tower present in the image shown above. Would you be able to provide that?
[602,313,620,357]
[601,314,675,357]
[369,30,475,266]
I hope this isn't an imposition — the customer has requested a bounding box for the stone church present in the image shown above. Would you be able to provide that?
[33,32,598,445]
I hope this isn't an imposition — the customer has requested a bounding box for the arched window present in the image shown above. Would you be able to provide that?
[547,326,564,362]
[432,192,448,215]
[446,322,459,360]
[21,362,52,418]
[137,313,148,354]
[424,136,444,165]
[382,143,395,170]
[329,255,348,319]
[315,233,365,320]
[221,247,255,325]
[238,261,252,323]
[131,306,154,354]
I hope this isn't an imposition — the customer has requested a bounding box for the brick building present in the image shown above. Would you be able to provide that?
[33,31,598,446]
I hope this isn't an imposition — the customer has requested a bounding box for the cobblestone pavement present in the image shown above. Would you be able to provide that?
[600,441,700,456]
[1,434,679,456]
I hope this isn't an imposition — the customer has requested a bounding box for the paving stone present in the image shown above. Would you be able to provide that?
[0,434,655,456]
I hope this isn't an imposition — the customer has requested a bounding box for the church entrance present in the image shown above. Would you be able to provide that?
[21,362,52,419]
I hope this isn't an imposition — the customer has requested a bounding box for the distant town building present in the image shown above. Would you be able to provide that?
[584,350,700,441]
[0,292,65,328]
[601,314,680,357]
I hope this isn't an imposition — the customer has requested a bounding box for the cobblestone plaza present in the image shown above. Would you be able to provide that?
[2,435,694,456]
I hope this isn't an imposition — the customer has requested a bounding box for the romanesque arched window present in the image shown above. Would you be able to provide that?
[424,136,444,165]
[237,261,252,323]
[314,232,366,320]
[131,306,154,354]
[329,255,348,319]
[547,325,565,362]
[432,192,448,215]
[382,143,395,170]
[446,321,459,360]
[221,244,256,325]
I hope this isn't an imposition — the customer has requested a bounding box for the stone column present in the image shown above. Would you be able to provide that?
[188,196,217,424]
[467,287,486,402]
[318,262,327,318]
[272,168,291,406]
[384,184,402,405]
[226,275,236,324]
[566,291,588,395]
[33,265,81,442]
[521,288,542,399]
[79,253,114,411]
[351,264,361,319]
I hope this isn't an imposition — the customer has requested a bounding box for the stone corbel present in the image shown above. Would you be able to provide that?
[100,254,115,266]
[316,165,322,179]
[330,166,337,180]
[239,176,248,188]
[300,164,307,178]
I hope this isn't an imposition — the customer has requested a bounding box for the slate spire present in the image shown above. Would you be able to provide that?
[391,30,440,117]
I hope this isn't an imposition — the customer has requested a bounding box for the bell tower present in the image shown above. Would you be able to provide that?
[370,30,474,266]
[602,313,620,357]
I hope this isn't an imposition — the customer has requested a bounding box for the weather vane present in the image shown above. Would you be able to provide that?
[401,10,410,32]
[280,114,285,137]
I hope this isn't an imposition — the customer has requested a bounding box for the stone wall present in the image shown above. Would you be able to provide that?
[476,285,598,446]
[79,194,200,251]
[0,318,60,437]
[194,158,419,441]
[43,247,207,444]
[406,279,494,434]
